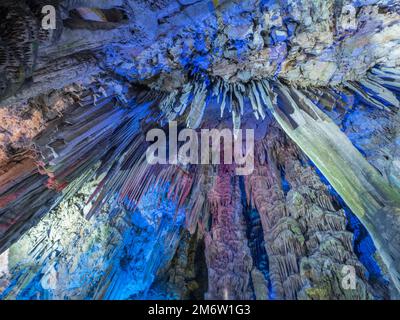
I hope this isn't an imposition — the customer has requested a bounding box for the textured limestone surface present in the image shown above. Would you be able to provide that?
[1,0,400,300]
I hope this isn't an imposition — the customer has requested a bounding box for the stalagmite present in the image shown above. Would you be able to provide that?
[204,165,255,300]
[262,81,400,293]
[247,127,378,299]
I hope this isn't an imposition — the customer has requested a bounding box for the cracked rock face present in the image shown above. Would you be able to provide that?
[1,0,400,300]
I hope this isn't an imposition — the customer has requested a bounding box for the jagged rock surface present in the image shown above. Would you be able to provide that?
[1,0,400,301]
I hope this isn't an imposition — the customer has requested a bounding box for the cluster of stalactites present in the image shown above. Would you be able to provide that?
[1,62,400,296]
[157,65,400,133]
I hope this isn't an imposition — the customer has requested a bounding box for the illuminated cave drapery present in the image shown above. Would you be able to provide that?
[1,0,400,300]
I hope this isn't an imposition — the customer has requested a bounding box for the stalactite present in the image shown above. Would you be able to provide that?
[186,81,208,129]
[1,67,399,298]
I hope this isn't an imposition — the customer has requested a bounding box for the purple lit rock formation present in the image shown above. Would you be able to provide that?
[0,0,400,300]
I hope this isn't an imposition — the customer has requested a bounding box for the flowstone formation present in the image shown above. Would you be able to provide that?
[1,0,400,300]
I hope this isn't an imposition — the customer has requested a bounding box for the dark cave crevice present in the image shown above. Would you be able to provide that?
[239,176,272,299]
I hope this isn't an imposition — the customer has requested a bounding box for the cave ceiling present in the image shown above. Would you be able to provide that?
[0,0,400,300]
